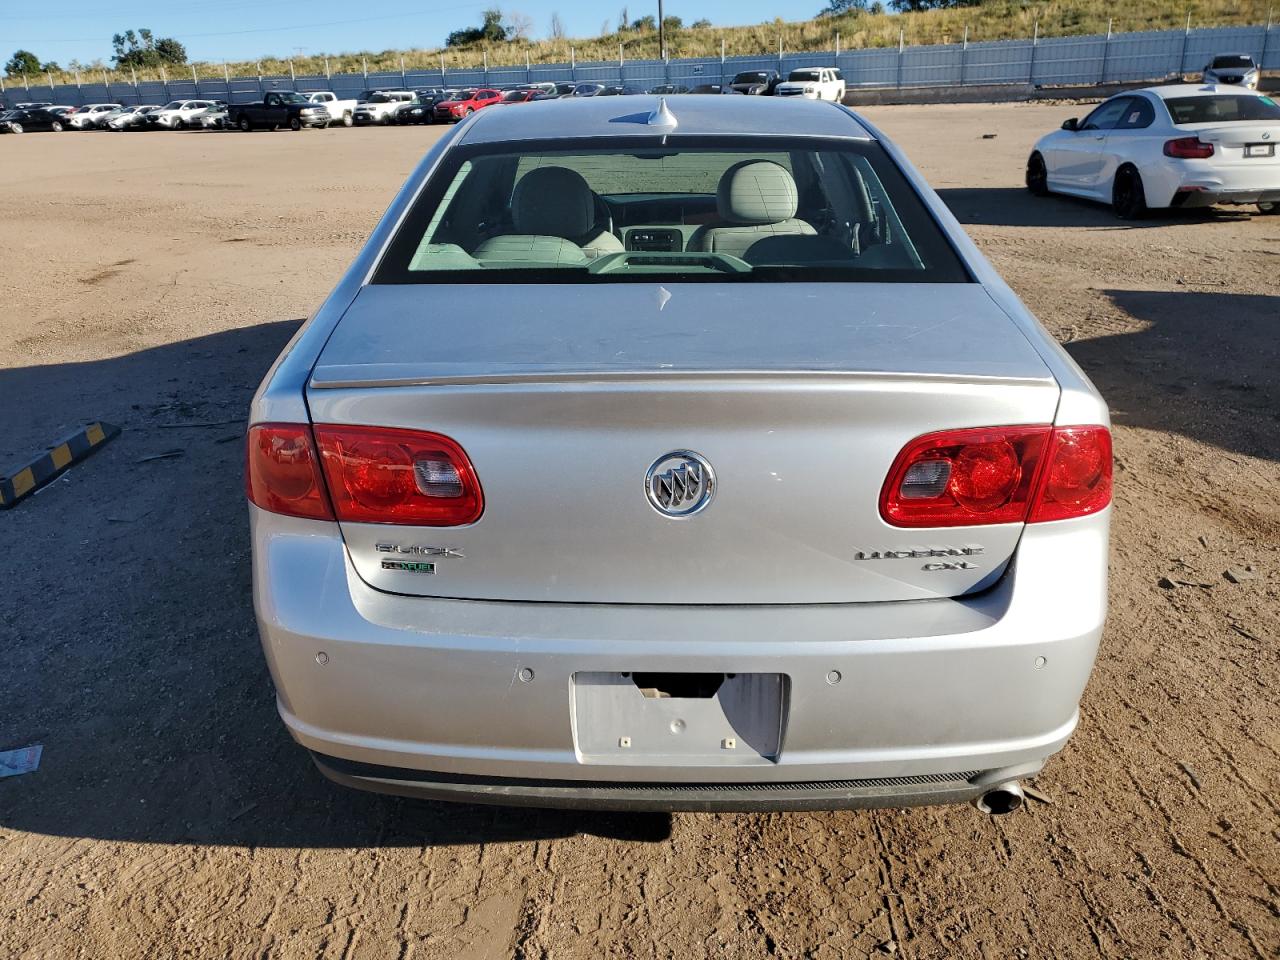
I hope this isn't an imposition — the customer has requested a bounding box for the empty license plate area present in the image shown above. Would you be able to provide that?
[1245,143,1274,158]
[572,672,787,764]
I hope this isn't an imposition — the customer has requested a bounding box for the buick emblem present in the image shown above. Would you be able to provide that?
[645,450,715,518]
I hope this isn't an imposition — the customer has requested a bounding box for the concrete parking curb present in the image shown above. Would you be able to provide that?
[0,422,121,509]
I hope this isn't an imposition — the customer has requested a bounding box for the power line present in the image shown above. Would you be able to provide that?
[7,3,488,44]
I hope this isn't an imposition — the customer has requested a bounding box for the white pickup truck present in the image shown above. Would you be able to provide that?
[774,67,846,102]
[304,91,357,127]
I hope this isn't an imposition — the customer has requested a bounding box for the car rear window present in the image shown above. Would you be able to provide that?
[1165,94,1280,124]
[374,136,970,284]
[1210,56,1254,69]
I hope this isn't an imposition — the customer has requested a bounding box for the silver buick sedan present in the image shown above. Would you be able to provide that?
[248,96,1111,815]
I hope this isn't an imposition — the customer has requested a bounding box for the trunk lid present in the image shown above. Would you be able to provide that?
[1180,122,1280,165]
[307,283,1059,604]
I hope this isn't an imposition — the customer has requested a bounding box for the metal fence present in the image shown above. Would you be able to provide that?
[3,23,1276,108]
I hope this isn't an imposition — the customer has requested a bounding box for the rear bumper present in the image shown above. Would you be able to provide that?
[1170,185,1280,207]
[252,507,1108,808]
[311,753,1029,811]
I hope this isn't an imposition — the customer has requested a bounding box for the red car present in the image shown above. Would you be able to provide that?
[494,89,539,106]
[433,88,501,122]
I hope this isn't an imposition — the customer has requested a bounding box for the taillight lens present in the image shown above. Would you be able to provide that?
[1027,426,1112,523]
[1163,137,1214,159]
[881,424,1111,527]
[313,425,483,525]
[245,423,333,520]
[881,426,1050,527]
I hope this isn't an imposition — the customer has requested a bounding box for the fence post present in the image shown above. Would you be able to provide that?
[401,55,407,86]
[571,46,576,82]
[161,65,170,100]
[440,53,446,83]
[1028,20,1038,85]
[74,69,81,89]
[897,29,904,88]
[131,66,138,96]
[778,36,783,67]
[255,63,262,97]
[46,70,54,92]
[289,59,296,88]
[619,43,624,67]
[527,50,532,83]
[362,56,368,81]
[22,72,29,92]
[223,61,229,84]
[1178,12,1191,78]
[835,32,840,58]
[1259,8,1273,72]
[1099,18,1112,84]
[483,50,488,86]
[960,25,968,85]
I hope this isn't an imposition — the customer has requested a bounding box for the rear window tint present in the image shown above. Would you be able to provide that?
[1165,95,1280,124]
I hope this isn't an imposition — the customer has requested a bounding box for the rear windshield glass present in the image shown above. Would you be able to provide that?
[789,70,823,81]
[733,72,770,83]
[374,137,970,284]
[1165,94,1280,124]
[1210,56,1254,69]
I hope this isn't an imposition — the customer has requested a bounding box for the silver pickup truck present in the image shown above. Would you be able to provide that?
[246,96,1111,815]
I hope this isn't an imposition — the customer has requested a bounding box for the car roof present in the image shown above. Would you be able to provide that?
[1138,82,1264,100]
[458,95,872,144]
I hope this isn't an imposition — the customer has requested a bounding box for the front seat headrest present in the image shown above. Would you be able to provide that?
[717,160,799,225]
[512,166,594,238]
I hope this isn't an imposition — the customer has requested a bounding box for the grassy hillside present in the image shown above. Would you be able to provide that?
[11,0,1274,87]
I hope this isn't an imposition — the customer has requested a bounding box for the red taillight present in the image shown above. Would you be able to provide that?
[313,425,483,526]
[245,423,333,520]
[881,426,1050,527]
[881,424,1111,527]
[1027,426,1112,523]
[1163,137,1214,159]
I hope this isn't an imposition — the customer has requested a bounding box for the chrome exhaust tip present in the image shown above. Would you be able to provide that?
[972,781,1025,816]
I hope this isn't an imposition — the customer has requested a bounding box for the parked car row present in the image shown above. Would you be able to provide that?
[0,72,852,136]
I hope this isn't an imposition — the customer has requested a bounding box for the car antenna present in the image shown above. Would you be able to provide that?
[647,97,678,131]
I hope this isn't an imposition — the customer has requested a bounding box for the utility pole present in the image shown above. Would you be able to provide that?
[658,0,665,62]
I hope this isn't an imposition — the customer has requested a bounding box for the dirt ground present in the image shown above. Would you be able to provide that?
[0,102,1276,960]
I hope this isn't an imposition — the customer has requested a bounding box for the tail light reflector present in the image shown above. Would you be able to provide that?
[245,424,333,520]
[312,425,483,526]
[1027,426,1112,523]
[1163,137,1214,159]
[881,424,1111,527]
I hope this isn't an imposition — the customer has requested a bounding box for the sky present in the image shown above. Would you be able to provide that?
[0,0,799,67]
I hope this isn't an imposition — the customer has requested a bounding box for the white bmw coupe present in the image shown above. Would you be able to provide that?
[1027,85,1280,219]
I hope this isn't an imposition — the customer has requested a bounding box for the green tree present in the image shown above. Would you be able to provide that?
[691,18,712,28]
[630,14,656,30]
[111,28,188,68]
[154,37,187,64]
[892,0,976,10]
[4,49,41,77]
[445,8,509,47]
[818,0,867,15]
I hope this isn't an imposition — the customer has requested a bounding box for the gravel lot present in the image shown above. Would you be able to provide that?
[1,103,1277,959]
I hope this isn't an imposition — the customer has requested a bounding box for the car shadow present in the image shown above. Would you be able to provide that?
[1066,290,1279,463]
[936,187,1254,229]
[0,320,671,849]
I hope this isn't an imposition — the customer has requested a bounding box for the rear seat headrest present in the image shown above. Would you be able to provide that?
[717,160,799,225]
[512,166,594,238]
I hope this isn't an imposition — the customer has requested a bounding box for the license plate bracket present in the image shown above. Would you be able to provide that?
[572,672,787,764]
[1245,143,1274,158]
